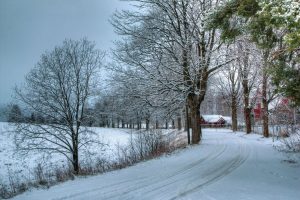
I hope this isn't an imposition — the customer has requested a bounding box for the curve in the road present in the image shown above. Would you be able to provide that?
[62,133,249,200]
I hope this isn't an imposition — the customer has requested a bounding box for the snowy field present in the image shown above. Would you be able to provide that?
[9,128,300,200]
[0,122,134,186]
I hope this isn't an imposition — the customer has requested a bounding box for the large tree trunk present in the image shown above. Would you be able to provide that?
[262,52,269,137]
[190,107,201,144]
[72,151,79,175]
[72,135,79,174]
[177,116,182,130]
[242,69,252,134]
[239,42,252,134]
[185,104,191,144]
[189,95,202,144]
[244,107,252,134]
[262,104,269,137]
[231,94,238,131]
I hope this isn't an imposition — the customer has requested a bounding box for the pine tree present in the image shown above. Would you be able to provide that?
[8,104,23,122]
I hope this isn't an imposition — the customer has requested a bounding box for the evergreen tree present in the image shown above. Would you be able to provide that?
[210,0,300,106]
[8,104,23,122]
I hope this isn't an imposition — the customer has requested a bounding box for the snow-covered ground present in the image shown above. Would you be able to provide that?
[11,128,300,200]
[0,122,133,186]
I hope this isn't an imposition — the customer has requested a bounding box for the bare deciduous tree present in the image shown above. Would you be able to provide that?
[112,0,233,144]
[14,39,104,174]
[261,50,278,137]
[237,38,260,134]
[216,52,242,131]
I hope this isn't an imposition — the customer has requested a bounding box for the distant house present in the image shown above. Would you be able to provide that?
[253,93,298,125]
[222,116,232,125]
[270,98,297,124]
[201,115,232,127]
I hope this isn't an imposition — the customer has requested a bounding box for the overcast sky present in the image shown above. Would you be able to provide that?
[0,0,133,105]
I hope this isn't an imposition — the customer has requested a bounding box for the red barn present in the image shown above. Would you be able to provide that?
[200,115,227,127]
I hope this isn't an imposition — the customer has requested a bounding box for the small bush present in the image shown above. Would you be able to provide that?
[0,183,10,199]
[34,164,47,185]
[55,165,74,182]
[281,132,300,152]
[0,170,29,199]
[278,124,300,152]
[128,129,170,160]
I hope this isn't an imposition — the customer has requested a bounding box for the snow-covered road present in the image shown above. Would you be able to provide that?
[13,129,300,200]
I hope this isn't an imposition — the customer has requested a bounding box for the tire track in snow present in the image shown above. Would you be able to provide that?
[68,142,226,200]
[137,137,248,200]
[101,136,231,200]
[99,137,228,199]
[54,136,227,200]
[52,179,148,200]
[169,137,250,200]
[53,133,250,200]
